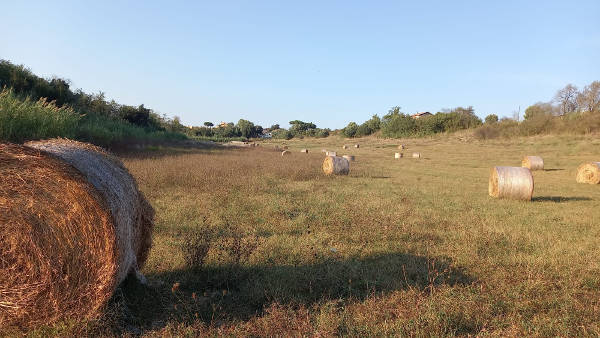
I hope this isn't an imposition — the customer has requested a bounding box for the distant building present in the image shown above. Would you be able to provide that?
[411,112,432,119]
[214,122,228,128]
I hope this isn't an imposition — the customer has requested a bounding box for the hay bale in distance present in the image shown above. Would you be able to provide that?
[282,145,289,150]
[343,155,355,161]
[354,144,360,148]
[395,152,403,159]
[326,151,337,156]
[398,144,405,150]
[0,140,154,328]
[342,145,348,149]
[522,156,544,170]
[576,162,600,184]
[323,156,350,175]
[300,149,308,153]
[412,152,421,158]
[281,150,291,156]
[489,166,534,201]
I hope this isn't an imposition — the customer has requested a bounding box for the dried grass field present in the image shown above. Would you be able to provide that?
[29,134,600,336]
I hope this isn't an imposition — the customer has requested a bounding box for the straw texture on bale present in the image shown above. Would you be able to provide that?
[281,150,291,156]
[576,162,600,184]
[412,152,421,158]
[522,156,544,170]
[26,139,154,283]
[323,156,350,175]
[300,149,308,153]
[395,152,403,159]
[0,142,146,328]
[343,155,355,161]
[489,166,534,201]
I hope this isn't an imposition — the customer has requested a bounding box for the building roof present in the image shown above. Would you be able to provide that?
[411,112,432,118]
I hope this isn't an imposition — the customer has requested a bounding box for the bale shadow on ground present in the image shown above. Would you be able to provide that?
[112,252,475,334]
[532,196,592,203]
[543,168,565,172]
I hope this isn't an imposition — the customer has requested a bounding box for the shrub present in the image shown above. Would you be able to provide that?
[181,224,215,270]
[0,88,80,143]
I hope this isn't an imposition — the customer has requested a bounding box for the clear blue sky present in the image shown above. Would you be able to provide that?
[2,1,599,129]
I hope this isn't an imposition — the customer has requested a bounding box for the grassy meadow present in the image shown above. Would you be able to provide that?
[32,134,600,336]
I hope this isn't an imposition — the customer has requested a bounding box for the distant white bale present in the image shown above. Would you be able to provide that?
[343,155,355,161]
[281,150,291,156]
[412,152,421,158]
[326,151,337,156]
[522,156,544,170]
[300,149,308,153]
[342,145,348,149]
[323,156,350,175]
[576,162,600,184]
[395,152,403,159]
[354,144,360,148]
[489,166,534,201]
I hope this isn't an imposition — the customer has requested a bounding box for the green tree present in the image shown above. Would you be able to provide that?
[204,121,213,127]
[524,102,553,120]
[342,122,359,138]
[485,114,499,124]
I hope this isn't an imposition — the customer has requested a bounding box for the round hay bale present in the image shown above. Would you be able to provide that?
[354,144,360,148]
[0,141,154,328]
[343,155,355,161]
[342,145,348,149]
[323,156,350,175]
[281,150,291,156]
[522,156,544,170]
[326,151,337,157]
[398,144,405,150]
[576,162,600,184]
[412,152,421,158]
[489,166,534,201]
[395,152,403,159]
[300,149,308,153]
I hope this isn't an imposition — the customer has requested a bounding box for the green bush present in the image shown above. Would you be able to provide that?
[0,88,80,143]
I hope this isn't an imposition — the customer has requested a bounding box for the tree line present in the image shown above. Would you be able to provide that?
[341,106,482,138]
[189,119,330,140]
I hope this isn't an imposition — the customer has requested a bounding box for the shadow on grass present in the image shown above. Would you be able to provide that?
[533,196,592,203]
[544,169,565,172]
[112,253,474,333]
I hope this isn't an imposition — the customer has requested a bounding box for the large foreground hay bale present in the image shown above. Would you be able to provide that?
[395,152,403,159]
[576,162,600,184]
[522,156,544,170]
[0,140,154,328]
[323,156,350,175]
[489,166,534,201]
